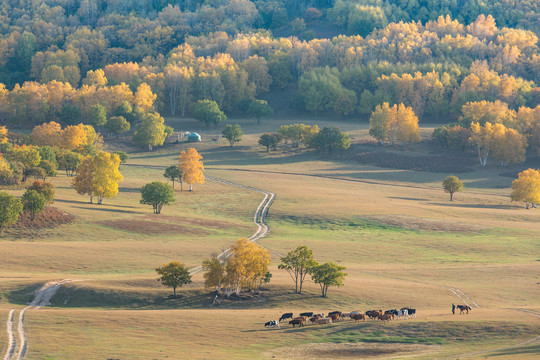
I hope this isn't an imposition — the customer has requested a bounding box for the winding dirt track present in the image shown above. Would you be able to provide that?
[189,175,276,274]
[3,280,75,360]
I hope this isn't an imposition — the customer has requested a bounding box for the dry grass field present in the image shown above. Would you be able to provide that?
[1,116,539,359]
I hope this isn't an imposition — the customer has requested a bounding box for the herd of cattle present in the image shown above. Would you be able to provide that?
[264,308,417,328]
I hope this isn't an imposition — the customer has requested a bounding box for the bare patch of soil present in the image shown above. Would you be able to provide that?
[12,207,76,230]
[138,214,249,229]
[352,150,475,173]
[96,219,210,235]
[269,342,440,359]
[364,215,483,232]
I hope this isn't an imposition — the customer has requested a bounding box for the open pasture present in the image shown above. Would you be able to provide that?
[1,117,539,358]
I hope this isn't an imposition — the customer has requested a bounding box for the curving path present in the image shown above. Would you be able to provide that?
[189,175,276,274]
[3,280,75,360]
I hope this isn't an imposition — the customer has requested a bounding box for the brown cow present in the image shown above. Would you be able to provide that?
[378,313,392,322]
[329,314,340,322]
[365,310,382,319]
[293,316,308,324]
[289,319,304,327]
[351,314,365,322]
[316,317,332,325]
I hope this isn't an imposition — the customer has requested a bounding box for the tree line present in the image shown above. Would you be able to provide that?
[0,13,536,127]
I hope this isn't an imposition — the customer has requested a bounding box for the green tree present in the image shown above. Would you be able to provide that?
[442,175,464,201]
[28,181,55,204]
[193,100,227,127]
[155,261,192,298]
[114,151,129,163]
[221,124,243,147]
[248,99,273,123]
[132,112,167,151]
[163,166,183,190]
[0,192,23,233]
[258,133,278,152]
[22,189,47,220]
[278,246,318,294]
[202,256,226,292]
[87,104,107,127]
[308,126,351,154]
[140,181,175,214]
[105,116,131,139]
[311,262,347,298]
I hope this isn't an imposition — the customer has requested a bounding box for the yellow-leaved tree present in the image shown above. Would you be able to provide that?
[72,151,123,204]
[31,121,63,147]
[0,125,8,143]
[469,122,495,167]
[511,169,540,209]
[369,102,420,145]
[224,238,271,295]
[134,83,157,112]
[491,124,527,166]
[178,148,204,191]
[62,124,88,150]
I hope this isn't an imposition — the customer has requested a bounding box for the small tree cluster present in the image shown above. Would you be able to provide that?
[202,238,271,296]
[279,245,347,298]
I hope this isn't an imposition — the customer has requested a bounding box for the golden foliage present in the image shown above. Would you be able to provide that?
[511,169,540,208]
[178,148,204,190]
[491,124,527,166]
[225,238,271,293]
[72,151,123,204]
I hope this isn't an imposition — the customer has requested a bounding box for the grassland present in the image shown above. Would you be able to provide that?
[1,116,539,359]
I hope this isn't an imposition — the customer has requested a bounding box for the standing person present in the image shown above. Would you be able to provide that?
[452,303,455,314]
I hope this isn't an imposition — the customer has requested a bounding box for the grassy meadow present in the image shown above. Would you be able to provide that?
[1,116,539,359]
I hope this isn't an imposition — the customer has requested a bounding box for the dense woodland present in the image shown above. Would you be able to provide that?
[0,0,538,159]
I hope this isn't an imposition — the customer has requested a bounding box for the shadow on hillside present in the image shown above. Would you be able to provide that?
[389,197,430,202]
[55,199,138,209]
[429,202,516,210]
[72,206,137,214]
[201,149,314,167]
[6,283,43,305]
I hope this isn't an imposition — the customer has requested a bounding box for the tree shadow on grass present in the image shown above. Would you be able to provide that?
[72,206,138,214]
[429,202,517,210]
[389,197,430,202]
[55,198,138,209]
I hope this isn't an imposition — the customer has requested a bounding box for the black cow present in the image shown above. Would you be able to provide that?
[264,320,280,328]
[279,313,293,322]
[300,312,313,317]
[328,311,342,319]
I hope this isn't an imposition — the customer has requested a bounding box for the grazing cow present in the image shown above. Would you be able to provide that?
[385,309,397,319]
[316,317,333,325]
[378,313,393,322]
[309,316,319,324]
[365,310,382,319]
[351,314,365,322]
[396,309,408,320]
[328,311,342,318]
[264,320,280,329]
[289,319,304,327]
[329,314,340,322]
[300,312,313,318]
[457,305,471,314]
[407,308,416,318]
[293,316,308,325]
[279,313,293,322]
